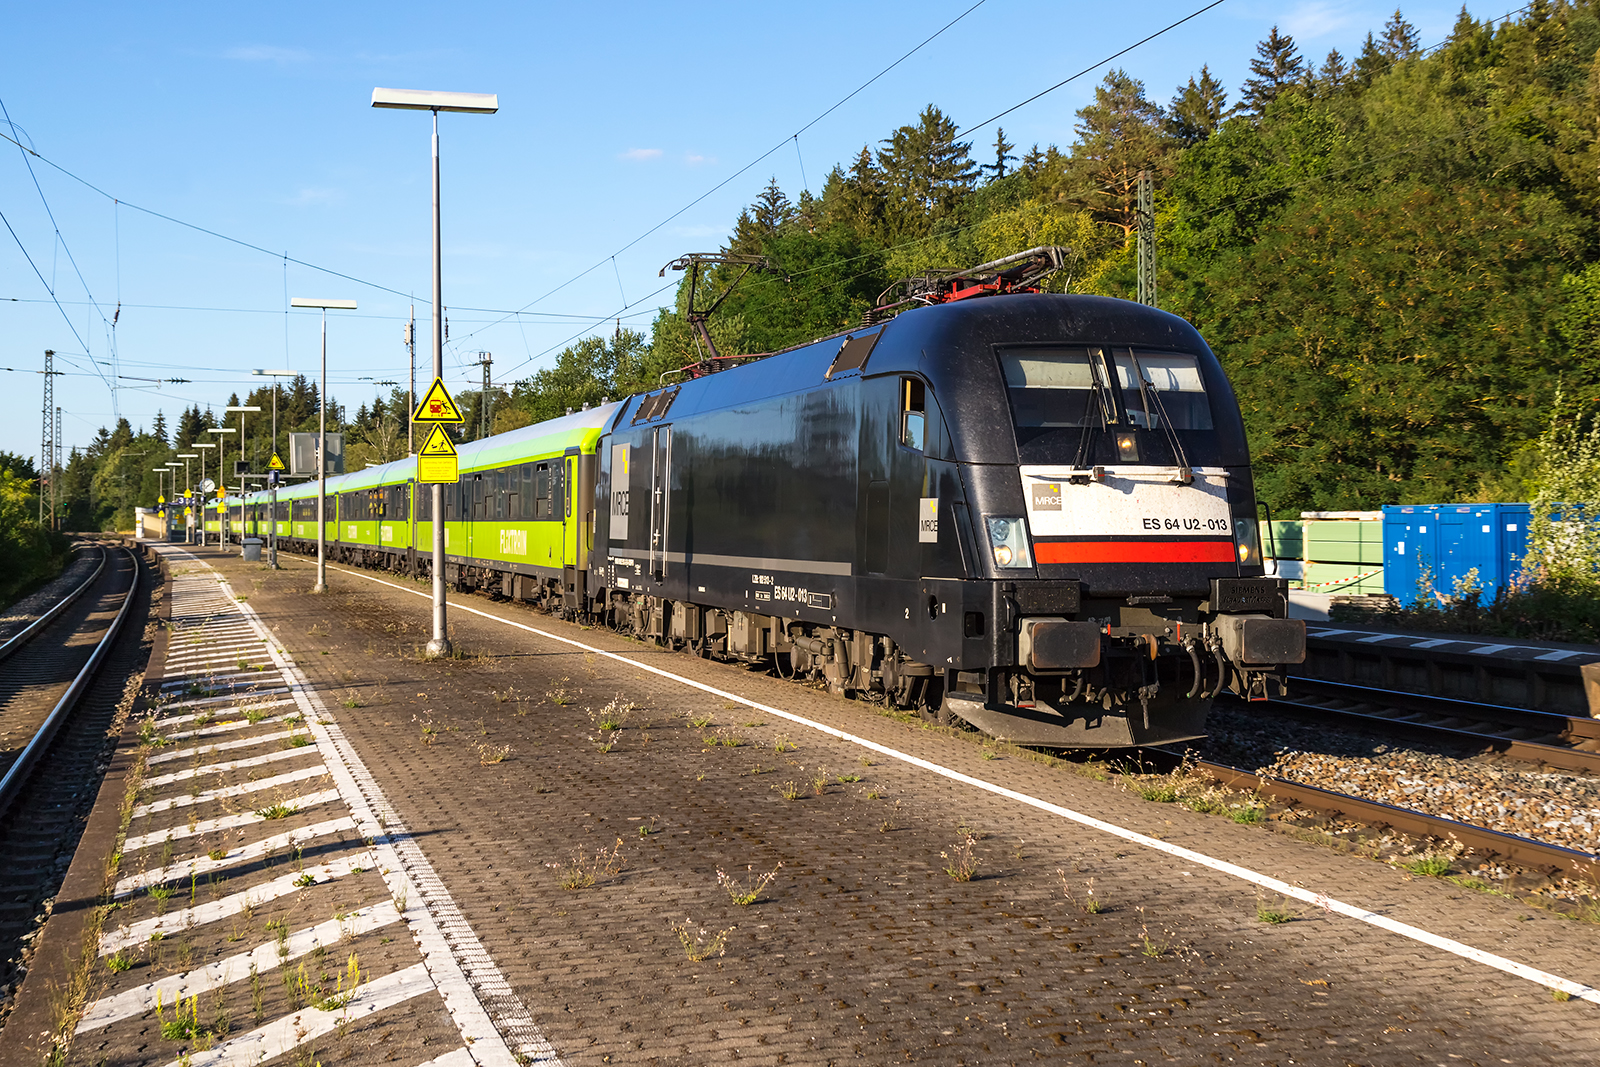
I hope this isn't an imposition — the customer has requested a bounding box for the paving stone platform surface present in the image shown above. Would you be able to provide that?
[65,547,1600,1065]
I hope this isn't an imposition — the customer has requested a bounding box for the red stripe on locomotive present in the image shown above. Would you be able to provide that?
[1033,539,1235,564]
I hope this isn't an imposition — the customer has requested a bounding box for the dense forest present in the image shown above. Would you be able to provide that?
[20,2,1600,537]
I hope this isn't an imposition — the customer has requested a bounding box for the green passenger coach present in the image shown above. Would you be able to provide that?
[246,404,616,609]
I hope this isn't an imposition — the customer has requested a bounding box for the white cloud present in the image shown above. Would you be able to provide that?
[619,147,663,161]
[1279,1,1361,42]
[684,153,716,166]
[223,45,312,63]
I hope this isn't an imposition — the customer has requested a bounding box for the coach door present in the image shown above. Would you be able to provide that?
[649,425,672,581]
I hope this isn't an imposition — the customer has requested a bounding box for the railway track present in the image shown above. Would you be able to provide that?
[1159,681,1600,886]
[0,542,147,1028]
[1254,677,1600,776]
[0,544,139,815]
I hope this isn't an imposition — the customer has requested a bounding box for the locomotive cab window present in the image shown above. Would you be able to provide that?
[1113,352,1213,430]
[999,346,1214,446]
[900,378,925,451]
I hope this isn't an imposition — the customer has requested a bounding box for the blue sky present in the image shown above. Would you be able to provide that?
[1,0,1489,463]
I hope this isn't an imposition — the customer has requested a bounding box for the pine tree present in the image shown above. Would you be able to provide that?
[1021,143,1046,176]
[151,410,167,445]
[1380,9,1421,61]
[1241,26,1307,115]
[728,178,796,254]
[1316,49,1349,94]
[1353,32,1390,86]
[1167,66,1229,146]
[1068,70,1170,236]
[981,127,1017,181]
[877,105,977,229]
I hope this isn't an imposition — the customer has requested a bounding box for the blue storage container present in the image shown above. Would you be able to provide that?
[1382,503,1531,605]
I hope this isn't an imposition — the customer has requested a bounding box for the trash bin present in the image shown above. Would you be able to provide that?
[242,537,264,562]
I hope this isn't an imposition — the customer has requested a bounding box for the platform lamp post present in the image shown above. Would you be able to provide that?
[206,428,236,543]
[372,85,498,658]
[251,370,296,568]
[193,442,216,547]
[152,467,171,540]
[289,297,357,593]
[177,454,197,542]
[225,406,261,551]
[166,462,184,542]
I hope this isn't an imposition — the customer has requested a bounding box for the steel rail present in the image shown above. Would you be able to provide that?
[1290,675,1600,744]
[0,547,139,818]
[0,544,106,664]
[1191,757,1600,883]
[1230,693,1600,777]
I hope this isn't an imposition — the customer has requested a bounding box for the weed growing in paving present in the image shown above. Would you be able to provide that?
[1256,892,1295,924]
[137,718,169,747]
[836,773,861,784]
[1400,850,1453,877]
[313,954,362,1011]
[255,801,298,820]
[717,863,783,905]
[593,698,637,731]
[243,706,269,725]
[773,735,796,753]
[556,839,625,890]
[1137,907,1170,957]
[106,949,134,974]
[284,731,312,749]
[941,834,981,881]
[671,918,732,962]
[688,714,715,729]
[250,961,265,1024]
[293,873,316,888]
[341,690,362,709]
[155,991,210,1042]
[476,742,512,765]
[1552,987,1573,1002]
[147,885,174,913]
[1058,870,1104,913]
[207,845,228,862]
[775,780,803,801]
[545,681,575,706]
[415,716,439,745]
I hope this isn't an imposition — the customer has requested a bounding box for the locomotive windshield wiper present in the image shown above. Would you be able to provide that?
[1122,348,1193,484]
[1070,348,1118,478]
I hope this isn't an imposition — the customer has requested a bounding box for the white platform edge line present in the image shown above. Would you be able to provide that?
[334,562,1600,1008]
[160,548,554,1067]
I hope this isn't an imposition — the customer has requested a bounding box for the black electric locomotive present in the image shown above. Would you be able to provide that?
[593,283,1305,747]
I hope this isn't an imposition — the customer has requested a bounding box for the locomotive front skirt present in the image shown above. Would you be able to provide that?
[238,293,1305,747]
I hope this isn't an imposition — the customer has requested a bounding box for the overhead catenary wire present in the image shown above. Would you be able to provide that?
[955,0,1230,138]
[457,0,991,350]
[0,126,421,304]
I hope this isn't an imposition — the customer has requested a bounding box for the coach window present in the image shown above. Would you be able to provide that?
[900,377,926,451]
[535,463,552,519]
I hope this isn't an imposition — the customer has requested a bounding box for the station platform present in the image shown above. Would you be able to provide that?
[15,543,1600,1065]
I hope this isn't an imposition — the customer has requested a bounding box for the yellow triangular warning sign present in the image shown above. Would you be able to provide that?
[416,424,460,484]
[413,377,464,423]
[267,452,286,471]
[419,424,458,456]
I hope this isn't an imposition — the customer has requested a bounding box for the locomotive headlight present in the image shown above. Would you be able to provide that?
[987,516,1033,569]
[1233,517,1261,566]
